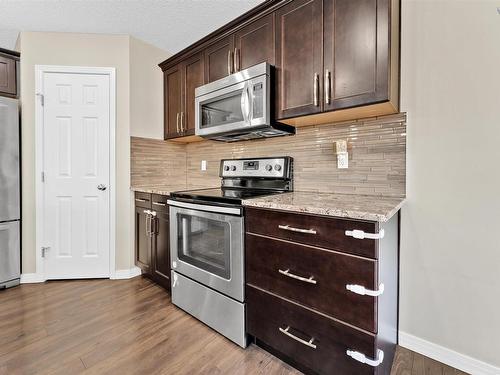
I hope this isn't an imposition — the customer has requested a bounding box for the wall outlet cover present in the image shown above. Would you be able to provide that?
[201,160,207,171]
[337,152,348,169]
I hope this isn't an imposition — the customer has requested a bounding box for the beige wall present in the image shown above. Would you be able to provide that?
[400,0,500,368]
[18,31,168,273]
[130,37,170,139]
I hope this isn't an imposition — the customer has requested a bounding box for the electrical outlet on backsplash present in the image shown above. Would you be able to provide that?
[131,113,406,197]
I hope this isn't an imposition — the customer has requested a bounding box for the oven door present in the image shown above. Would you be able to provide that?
[168,200,244,302]
[195,74,268,138]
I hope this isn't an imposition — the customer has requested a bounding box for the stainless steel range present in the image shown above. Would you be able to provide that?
[168,157,293,348]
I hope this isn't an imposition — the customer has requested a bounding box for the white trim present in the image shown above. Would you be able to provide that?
[399,331,500,375]
[112,267,142,280]
[20,273,46,284]
[34,65,117,280]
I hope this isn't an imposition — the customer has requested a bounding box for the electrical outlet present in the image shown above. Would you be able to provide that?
[201,160,207,171]
[337,152,348,169]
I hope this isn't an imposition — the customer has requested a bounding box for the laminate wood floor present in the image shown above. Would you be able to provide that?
[0,277,468,375]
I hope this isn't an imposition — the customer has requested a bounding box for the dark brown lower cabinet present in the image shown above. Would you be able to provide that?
[151,211,171,291]
[246,207,399,375]
[134,192,171,292]
[135,206,151,275]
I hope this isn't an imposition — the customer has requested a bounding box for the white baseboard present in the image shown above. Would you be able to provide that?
[399,331,500,375]
[112,266,142,280]
[20,273,46,284]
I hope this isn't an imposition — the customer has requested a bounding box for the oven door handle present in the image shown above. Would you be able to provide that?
[167,199,242,216]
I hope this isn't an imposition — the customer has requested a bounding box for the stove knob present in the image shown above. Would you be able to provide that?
[224,165,230,171]
[265,164,273,171]
[231,165,237,171]
[274,164,282,171]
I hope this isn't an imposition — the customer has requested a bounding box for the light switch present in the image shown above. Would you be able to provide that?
[201,160,207,171]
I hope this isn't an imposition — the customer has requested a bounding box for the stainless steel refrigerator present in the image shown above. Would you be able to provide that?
[0,96,20,289]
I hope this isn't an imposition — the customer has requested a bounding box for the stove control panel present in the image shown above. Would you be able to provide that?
[220,157,292,179]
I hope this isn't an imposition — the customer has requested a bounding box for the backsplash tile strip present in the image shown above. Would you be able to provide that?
[131,113,406,197]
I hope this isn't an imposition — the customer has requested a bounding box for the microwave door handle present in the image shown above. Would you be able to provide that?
[240,82,249,123]
[246,83,253,122]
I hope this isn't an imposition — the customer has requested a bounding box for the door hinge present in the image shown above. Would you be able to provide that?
[41,172,45,183]
[36,92,44,106]
[41,246,50,258]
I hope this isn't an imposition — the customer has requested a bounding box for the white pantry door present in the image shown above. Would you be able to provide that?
[42,72,110,279]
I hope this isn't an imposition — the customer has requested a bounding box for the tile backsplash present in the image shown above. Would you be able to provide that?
[131,113,406,197]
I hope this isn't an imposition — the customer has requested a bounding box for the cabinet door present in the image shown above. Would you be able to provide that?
[234,13,275,71]
[205,36,235,83]
[324,0,389,111]
[135,207,151,274]
[181,53,204,135]
[0,55,16,96]
[152,211,171,291]
[275,0,323,119]
[164,64,182,139]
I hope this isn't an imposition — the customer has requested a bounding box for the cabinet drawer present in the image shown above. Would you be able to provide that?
[134,192,151,209]
[246,207,379,259]
[246,234,378,332]
[247,286,378,375]
[151,194,169,213]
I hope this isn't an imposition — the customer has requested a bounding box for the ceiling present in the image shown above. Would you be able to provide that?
[0,0,265,54]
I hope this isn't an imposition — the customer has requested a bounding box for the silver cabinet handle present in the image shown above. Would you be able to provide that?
[152,202,166,207]
[97,184,107,191]
[345,229,385,240]
[181,112,185,132]
[278,269,317,284]
[279,326,317,349]
[324,69,331,104]
[234,48,240,72]
[227,50,233,75]
[176,112,180,133]
[347,349,384,367]
[135,198,147,203]
[346,283,385,297]
[313,73,319,106]
[278,225,317,235]
[145,211,151,236]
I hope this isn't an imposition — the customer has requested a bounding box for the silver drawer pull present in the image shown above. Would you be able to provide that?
[346,283,384,297]
[347,349,384,367]
[278,225,317,235]
[135,198,147,203]
[345,229,384,240]
[152,202,166,207]
[279,326,317,349]
[278,269,317,285]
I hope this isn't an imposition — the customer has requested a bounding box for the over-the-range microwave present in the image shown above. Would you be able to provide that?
[195,62,295,142]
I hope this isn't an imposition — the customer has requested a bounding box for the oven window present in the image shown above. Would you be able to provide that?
[177,213,231,279]
[201,90,244,129]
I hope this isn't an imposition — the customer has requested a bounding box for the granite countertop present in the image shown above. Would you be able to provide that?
[131,184,188,196]
[242,191,405,222]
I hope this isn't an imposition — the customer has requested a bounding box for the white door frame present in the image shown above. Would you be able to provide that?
[34,65,116,281]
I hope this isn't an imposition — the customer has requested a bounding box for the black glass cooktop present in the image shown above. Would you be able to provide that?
[170,188,280,205]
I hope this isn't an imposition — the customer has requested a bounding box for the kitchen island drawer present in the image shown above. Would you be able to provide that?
[246,286,382,375]
[245,207,379,259]
[246,233,378,332]
[134,192,152,209]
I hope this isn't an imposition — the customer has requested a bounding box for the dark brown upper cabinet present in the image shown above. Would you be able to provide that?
[182,53,205,135]
[275,0,324,119]
[323,0,391,111]
[164,52,204,140]
[0,53,17,97]
[159,0,400,137]
[205,36,234,83]
[234,13,275,72]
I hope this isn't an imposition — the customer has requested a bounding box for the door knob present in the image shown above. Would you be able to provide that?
[97,184,107,191]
